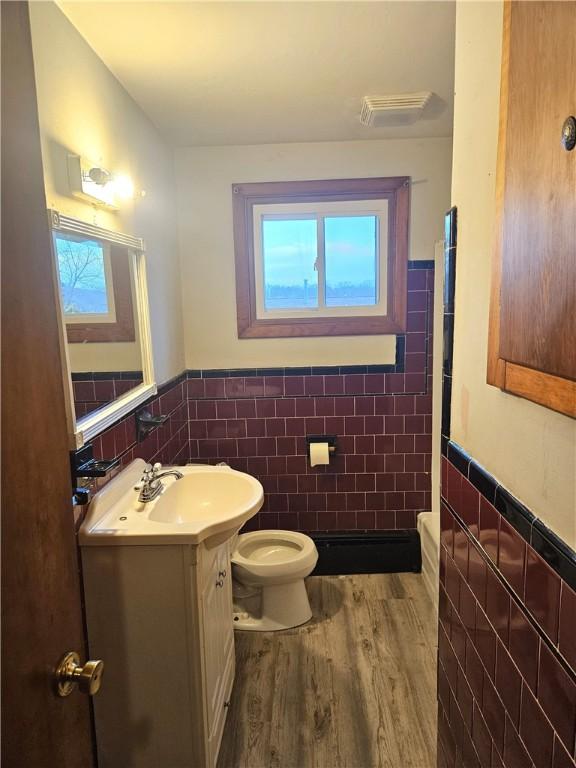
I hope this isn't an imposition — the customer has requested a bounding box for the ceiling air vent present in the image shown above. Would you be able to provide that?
[360,92,433,127]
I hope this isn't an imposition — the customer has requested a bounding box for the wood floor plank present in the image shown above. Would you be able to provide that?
[218,573,438,768]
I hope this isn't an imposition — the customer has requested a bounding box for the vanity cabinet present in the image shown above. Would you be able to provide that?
[81,538,235,768]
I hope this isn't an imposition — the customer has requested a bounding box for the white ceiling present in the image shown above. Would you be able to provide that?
[60,1,456,147]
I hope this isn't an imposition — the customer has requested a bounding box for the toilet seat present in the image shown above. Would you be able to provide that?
[231,530,317,581]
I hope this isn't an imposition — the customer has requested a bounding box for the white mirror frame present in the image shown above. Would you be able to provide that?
[49,210,157,449]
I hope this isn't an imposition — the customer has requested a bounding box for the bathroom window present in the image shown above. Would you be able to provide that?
[256,201,386,317]
[55,234,116,323]
[232,177,409,338]
[53,232,136,343]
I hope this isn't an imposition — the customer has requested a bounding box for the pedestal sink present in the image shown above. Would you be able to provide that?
[79,458,264,547]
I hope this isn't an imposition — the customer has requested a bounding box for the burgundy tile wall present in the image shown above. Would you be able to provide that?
[72,372,144,419]
[438,454,576,768]
[185,266,435,532]
[85,376,188,493]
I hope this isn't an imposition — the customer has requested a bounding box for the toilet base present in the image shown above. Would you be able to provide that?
[232,579,312,631]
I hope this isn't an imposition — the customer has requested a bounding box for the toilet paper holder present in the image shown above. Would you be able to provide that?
[306,435,337,454]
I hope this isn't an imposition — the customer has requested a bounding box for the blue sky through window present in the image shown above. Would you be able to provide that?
[262,218,318,309]
[262,215,377,310]
[325,216,377,306]
[55,235,109,314]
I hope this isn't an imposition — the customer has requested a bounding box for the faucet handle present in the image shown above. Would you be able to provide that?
[135,468,150,490]
[134,465,154,490]
[148,463,162,481]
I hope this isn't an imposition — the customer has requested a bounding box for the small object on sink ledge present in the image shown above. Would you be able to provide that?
[72,487,91,506]
[136,408,169,441]
[76,459,120,478]
[72,443,119,479]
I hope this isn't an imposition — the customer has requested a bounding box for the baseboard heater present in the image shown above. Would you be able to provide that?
[310,530,422,576]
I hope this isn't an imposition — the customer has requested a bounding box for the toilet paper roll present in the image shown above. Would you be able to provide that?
[309,442,330,467]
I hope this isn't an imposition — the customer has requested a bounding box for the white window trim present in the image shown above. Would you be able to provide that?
[54,234,117,325]
[252,199,389,320]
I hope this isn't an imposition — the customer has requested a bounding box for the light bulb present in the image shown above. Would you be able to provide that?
[113,174,135,200]
[88,166,112,185]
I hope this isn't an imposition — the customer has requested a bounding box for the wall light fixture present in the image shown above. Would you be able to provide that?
[67,154,138,210]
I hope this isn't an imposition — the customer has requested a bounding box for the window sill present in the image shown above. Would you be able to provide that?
[238,314,406,339]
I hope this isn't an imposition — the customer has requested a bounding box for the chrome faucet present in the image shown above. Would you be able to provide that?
[136,462,183,503]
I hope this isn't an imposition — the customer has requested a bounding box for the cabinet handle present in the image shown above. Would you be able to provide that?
[215,579,224,588]
[218,570,227,578]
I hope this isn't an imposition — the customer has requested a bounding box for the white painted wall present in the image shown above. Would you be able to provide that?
[68,341,141,374]
[29,2,184,385]
[175,138,452,370]
[451,1,576,546]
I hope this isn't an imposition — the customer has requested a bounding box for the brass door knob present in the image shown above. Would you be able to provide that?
[54,651,104,697]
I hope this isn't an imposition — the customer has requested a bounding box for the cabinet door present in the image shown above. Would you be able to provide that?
[201,564,226,737]
[219,547,235,679]
[488,1,576,417]
[200,545,234,742]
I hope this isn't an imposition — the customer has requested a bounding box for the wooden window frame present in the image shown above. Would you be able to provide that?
[232,177,409,338]
[487,2,576,418]
[63,242,136,344]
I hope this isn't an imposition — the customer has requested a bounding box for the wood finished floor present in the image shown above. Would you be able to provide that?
[218,573,438,768]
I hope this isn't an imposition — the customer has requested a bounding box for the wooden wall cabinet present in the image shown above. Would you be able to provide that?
[488,1,576,417]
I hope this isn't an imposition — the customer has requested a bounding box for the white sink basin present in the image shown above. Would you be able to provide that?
[79,459,264,547]
[150,471,261,524]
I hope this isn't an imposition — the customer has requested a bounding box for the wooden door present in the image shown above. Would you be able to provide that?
[1,3,95,766]
[488,1,576,416]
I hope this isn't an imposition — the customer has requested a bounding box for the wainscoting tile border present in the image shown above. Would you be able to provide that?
[437,202,576,768]
[440,461,576,766]
[443,441,576,594]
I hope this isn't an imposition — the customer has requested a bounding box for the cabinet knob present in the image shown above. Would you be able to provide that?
[215,579,224,588]
[218,570,227,579]
[561,116,576,151]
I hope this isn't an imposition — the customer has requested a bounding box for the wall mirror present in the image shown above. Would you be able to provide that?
[49,210,156,447]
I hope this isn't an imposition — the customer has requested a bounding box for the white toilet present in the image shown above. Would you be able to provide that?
[231,530,318,631]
